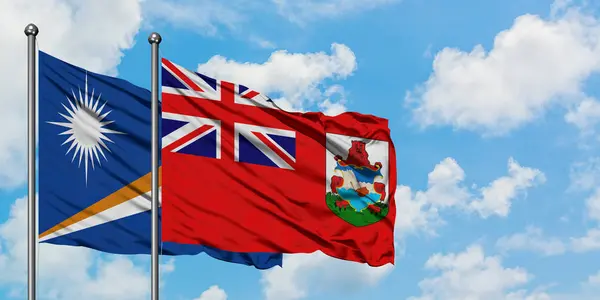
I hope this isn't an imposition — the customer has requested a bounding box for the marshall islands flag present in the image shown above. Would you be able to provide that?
[37,50,282,269]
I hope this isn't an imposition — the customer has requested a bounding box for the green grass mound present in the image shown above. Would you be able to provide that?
[325,192,389,227]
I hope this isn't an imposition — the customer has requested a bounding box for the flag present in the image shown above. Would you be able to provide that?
[38,51,282,269]
[160,57,396,266]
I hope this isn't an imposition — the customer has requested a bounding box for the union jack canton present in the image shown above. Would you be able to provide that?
[161,59,297,170]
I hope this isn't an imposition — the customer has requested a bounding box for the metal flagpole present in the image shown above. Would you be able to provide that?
[148,32,162,300]
[25,23,39,300]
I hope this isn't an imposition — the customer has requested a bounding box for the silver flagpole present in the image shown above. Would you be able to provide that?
[148,32,162,300]
[24,23,39,300]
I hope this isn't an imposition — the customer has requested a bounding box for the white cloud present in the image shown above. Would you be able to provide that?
[565,97,600,137]
[0,0,143,188]
[249,36,277,49]
[406,4,600,136]
[396,157,545,238]
[418,157,471,208]
[394,158,468,237]
[496,225,600,256]
[469,158,546,218]
[160,257,176,275]
[586,188,600,222]
[394,185,442,237]
[496,227,566,256]
[409,245,547,300]
[194,285,228,300]
[587,270,600,286]
[571,228,600,252]
[317,85,348,116]
[0,197,157,299]
[196,43,356,113]
[260,252,393,300]
[272,0,399,24]
[412,242,599,300]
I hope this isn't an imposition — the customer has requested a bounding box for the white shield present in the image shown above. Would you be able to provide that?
[325,133,389,206]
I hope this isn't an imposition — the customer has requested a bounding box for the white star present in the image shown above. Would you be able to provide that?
[48,74,124,184]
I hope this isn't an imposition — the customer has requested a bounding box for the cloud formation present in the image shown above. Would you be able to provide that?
[396,157,545,238]
[406,4,600,136]
[194,285,228,300]
[496,226,567,256]
[409,245,549,300]
[260,252,393,300]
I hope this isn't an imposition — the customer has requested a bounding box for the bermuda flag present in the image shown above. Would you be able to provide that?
[160,58,397,266]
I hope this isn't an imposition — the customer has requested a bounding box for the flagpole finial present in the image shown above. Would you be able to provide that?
[148,32,162,44]
[24,23,39,36]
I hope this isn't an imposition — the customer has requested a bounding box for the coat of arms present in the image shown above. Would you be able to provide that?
[326,138,389,227]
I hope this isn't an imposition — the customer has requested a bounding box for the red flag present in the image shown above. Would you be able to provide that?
[160,58,396,266]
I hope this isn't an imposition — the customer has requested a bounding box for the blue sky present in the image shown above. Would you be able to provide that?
[1,0,600,299]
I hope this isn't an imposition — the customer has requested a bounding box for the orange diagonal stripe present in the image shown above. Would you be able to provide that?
[39,167,162,239]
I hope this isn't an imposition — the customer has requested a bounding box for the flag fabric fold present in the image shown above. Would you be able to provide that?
[38,50,282,269]
[160,57,396,267]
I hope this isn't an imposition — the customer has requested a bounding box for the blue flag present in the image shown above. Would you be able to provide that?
[38,50,282,269]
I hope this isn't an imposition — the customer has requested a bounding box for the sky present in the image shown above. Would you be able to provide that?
[1,0,600,299]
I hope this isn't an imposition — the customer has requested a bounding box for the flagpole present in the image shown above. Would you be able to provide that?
[148,32,162,300]
[24,23,39,300]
